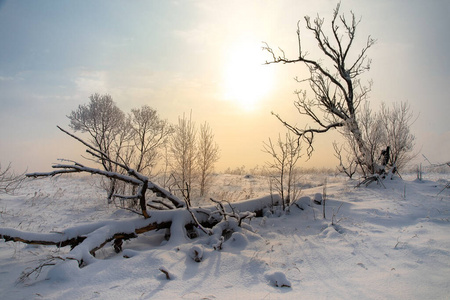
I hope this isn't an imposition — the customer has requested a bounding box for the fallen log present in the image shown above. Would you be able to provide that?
[0,233,86,249]
[0,219,172,253]
[1,194,281,266]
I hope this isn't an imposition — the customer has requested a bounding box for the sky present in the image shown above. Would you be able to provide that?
[0,0,449,173]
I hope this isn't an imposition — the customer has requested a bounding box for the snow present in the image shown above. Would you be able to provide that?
[1,171,449,299]
[265,271,291,288]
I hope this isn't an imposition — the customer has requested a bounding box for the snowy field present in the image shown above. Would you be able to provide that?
[1,170,449,299]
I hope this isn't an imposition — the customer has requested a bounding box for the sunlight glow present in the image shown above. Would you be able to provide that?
[222,42,274,111]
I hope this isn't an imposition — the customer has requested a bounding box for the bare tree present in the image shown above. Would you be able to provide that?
[263,3,377,174]
[130,105,174,177]
[263,132,302,210]
[333,142,357,178]
[170,112,197,205]
[68,94,125,169]
[0,163,25,194]
[335,102,416,178]
[352,103,386,176]
[110,115,134,196]
[197,122,220,197]
[68,94,128,199]
[263,137,286,207]
[160,143,173,190]
[26,126,184,218]
[380,102,416,171]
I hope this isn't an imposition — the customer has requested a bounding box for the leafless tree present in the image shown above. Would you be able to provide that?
[263,132,302,210]
[353,103,385,175]
[263,3,377,174]
[333,142,357,178]
[170,112,197,205]
[159,143,173,190]
[197,122,220,197]
[263,137,286,208]
[109,116,134,197]
[129,105,174,177]
[380,102,416,171]
[68,94,126,169]
[26,126,184,218]
[285,137,302,207]
[0,163,25,194]
[335,102,416,178]
[68,94,128,199]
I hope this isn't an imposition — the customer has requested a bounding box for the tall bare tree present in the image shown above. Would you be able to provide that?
[263,3,377,174]
[380,102,416,171]
[170,112,197,205]
[26,126,184,218]
[351,103,385,176]
[130,105,174,177]
[263,132,302,210]
[197,122,220,197]
[68,94,126,170]
[334,101,416,177]
[68,93,127,199]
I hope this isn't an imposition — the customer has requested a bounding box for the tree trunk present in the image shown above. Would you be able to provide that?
[0,194,281,265]
[140,180,149,218]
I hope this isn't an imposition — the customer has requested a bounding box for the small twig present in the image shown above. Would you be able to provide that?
[331,202,344,226]
[18,255,67,282]
[159,267,171,280]
[150,199,175,210]
[210,198,227,221]
[185,199,212,235]
[0,163,26,195]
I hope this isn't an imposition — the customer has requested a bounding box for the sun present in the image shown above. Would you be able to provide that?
[222,42,274,111]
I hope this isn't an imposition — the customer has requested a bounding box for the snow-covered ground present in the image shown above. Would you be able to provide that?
[1,171,449,299]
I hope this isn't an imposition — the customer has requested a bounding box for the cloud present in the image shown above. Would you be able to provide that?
[74,70,109,94]
[0,76,14,81]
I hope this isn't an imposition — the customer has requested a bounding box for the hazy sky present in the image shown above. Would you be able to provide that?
[1,0,449,173]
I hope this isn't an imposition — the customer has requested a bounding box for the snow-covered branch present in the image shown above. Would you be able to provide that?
[1,194,281,268]
[26,126,184,217]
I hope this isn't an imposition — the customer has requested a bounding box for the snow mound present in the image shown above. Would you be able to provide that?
[158,266,175,280]
[225,231,248,249]
[320,225,341,239]
[265,271,292,288]
[122,249,140,258]
[188,245,204,262]
[314,193,323,204]
[296,196,311,210]
[46,260,80,282]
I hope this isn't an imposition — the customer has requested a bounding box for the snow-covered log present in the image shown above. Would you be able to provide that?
[0,217,170,253]
[0,194,281,266]
[0,228,87,248]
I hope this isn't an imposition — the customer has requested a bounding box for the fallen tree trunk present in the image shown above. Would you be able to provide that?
[0,231,86,248]
[1,195,281,266]
[0,219,171,251]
